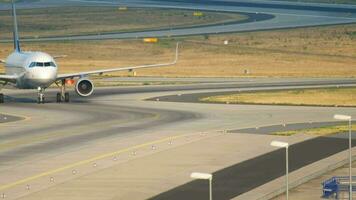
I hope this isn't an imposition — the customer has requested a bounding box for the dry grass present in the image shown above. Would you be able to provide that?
[2,19,356,77]
[0,6,246,39]
[201,87,356,106]
[189,24,356,77]
[273,125,356,136]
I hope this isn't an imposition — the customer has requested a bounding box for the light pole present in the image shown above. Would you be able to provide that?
[190,172,213,200]
[270,140,289,200]
[334,114,353,200]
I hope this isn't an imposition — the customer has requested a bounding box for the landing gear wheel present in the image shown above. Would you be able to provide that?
[56,79,69,103]
[56,93,61,103]
[38,97,45,104]
[64,92,69,103]
[37,87,45,104]
[0,93,4,104]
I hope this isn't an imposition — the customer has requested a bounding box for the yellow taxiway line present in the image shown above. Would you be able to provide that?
[0,112,160,151]
[0,133,189,191]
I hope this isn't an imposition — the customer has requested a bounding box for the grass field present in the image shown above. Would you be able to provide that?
[0,6,246,39]
[1,8,356,77]
[201,87,356,106]
[272,124,356,136]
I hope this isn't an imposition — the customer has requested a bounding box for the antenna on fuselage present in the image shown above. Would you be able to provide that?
[11,0,21,52]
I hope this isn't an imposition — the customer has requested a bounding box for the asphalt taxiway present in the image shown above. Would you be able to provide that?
[150,134,356,200]
[1,78,356,199]
[2,0,356,41]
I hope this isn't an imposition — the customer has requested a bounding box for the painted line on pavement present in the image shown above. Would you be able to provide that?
[0,133,189,191]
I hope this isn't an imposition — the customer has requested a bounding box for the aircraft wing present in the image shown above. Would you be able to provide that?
[53,55,67,59]
[0,74,18,83]
[56,43,179,80]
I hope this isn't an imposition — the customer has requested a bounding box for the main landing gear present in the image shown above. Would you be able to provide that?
[56,79,69,103]
[37,87,45,104]
[0,82,6,104]
[0,93,4,104]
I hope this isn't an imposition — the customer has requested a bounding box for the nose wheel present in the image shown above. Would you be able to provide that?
[56,79,70,103]
[37,87,45,104]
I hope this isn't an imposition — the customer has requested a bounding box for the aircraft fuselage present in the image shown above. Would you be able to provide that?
[5,51,57,89]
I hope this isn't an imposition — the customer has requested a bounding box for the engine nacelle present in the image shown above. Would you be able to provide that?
[75,78,94,97]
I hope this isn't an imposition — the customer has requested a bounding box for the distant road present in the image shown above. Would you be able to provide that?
[1,0,356,41]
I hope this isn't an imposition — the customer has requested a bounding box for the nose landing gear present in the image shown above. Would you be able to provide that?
[37,87,45,104]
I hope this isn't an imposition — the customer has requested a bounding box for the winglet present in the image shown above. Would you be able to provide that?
[53,55,68,59]
[11,0,21,52]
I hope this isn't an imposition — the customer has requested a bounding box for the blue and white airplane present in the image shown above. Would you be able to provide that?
[0,0,178,104]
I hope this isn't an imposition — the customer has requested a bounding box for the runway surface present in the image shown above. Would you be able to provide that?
[150,134,356,200]
[1,0,356,41]
[1,78,356,199]
[5,77,356,103]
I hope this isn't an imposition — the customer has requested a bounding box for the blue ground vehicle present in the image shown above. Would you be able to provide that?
[322,176,356,199]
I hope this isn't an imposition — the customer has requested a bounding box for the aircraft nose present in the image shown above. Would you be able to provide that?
[40,70,56,80]
[28,67,57,86]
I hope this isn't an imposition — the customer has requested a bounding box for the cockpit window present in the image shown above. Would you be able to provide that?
[48,62,56,67]
[50,62,56,67]
[29,62,56,68]
[29,62,36,68]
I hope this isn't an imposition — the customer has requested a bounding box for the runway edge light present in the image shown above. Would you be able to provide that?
[270,141,289,148]
[190,172,212,180]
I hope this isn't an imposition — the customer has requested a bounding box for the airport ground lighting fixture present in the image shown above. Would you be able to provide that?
[270,141,289,200]
[334,114,353,200]
[190,172,213,200]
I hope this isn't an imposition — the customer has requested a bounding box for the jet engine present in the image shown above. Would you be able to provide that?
[75,78,94,97]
